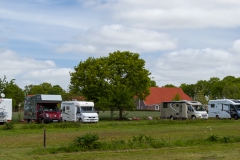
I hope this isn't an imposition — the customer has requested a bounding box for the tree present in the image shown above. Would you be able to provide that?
[150,79,157,87]
[70,51,151,119]
[163,84,177,88]
[180,83,195,98]
[0,76,25,111]
[171,93,181,101]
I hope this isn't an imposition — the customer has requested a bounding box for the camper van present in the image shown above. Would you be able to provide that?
[0,98,12,124]
[23,94,62,123]
[208,99,240,120]
[160,100,208,120]
[61,101,99,123]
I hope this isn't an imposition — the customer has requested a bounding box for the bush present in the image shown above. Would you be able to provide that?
[74,133,100,149]
[206,134,219,142]
[2,121,14,130]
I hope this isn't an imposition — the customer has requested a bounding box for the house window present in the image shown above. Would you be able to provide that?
[155,105,159,110]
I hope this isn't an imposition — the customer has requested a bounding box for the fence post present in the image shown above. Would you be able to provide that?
[43,127,46,149]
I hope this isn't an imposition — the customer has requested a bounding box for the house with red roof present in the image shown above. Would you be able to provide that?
[136,87,192,110]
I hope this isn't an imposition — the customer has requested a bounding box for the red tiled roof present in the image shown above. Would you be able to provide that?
[144,87,192,105]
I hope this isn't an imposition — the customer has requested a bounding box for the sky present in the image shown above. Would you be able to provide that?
[1,0,240,91]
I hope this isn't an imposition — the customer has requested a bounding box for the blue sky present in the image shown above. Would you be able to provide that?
[1,0,240,91]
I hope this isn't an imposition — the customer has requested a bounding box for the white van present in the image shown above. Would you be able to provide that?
[61,101,99,123]
[208,99,240,120]
[0,98,12,124]
[160,100,208,120]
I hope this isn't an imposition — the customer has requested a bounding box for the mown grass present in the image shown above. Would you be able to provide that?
[1,112,240,159]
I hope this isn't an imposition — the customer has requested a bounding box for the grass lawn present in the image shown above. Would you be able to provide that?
[1,112,240,159]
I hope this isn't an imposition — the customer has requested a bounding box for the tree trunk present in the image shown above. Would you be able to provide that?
[119,108,123,120]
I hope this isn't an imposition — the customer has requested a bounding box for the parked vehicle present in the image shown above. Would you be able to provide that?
[160,100,208,120]
[208,99,240,120]
[0,98,12,124]
[23,94,62,123]
[61,101,99,123]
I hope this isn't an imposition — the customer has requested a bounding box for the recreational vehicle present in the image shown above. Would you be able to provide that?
[61,101,99,123]
[160,100,208,120]
[23,94,62,123]
[0,98,12,124]
[208,99,240,120]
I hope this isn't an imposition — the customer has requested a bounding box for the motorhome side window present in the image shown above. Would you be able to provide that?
[210,104,215,108]
[163,103,168,108]
[66,106,69,110]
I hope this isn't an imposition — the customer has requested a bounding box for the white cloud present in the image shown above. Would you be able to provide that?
[148,46,240,87]
[81,0,240,29]
[57,24,178,54]
[232,39,240,52]
[0,50,73,89]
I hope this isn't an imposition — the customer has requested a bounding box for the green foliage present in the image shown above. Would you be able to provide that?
[0,76,25,111]
[171,93,181,101]
[163,84,177,87]
[180,76,240,103]
[132,134,154,143]
[2,122,14,130]
[206,134,219,142]
[74,133,100,149]
[23,82,69,102]
[70,51,151,119]
[150,80,157,87]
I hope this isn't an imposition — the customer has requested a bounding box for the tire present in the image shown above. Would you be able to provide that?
[191,116,196,120]
[169,115,173,120]
[41,119,44,124]
[234,115,238,120]
[216,115,219,119]
[79,118,83,123]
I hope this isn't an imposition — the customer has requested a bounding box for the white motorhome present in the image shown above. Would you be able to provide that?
[61,101,99,123]
[208,99,240,120]
[160,100,208,120]
[0,98,12,124]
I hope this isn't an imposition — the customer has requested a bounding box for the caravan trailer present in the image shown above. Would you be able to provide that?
[208,99,240,120]
[160,100,208,120]
[0,98,12,124]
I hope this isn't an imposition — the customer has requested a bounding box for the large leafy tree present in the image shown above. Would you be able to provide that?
[70,51,151,119]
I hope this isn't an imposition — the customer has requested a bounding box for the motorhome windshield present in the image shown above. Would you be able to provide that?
[192,105,206,111]
[235,105,240,110]
[43,104,59,111]
[79,106,95,113]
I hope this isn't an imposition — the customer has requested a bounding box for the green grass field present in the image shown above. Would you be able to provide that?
[1,111,240,160]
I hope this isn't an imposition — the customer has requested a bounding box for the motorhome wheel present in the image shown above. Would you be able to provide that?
[234,115,238,120]
[79,118,83,123]
[216,115,219,119]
